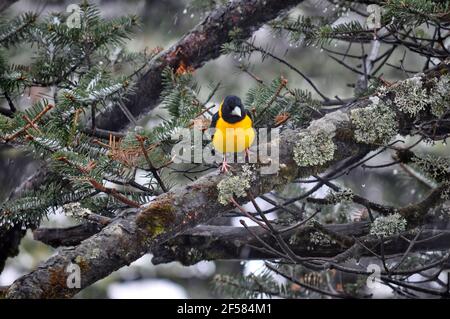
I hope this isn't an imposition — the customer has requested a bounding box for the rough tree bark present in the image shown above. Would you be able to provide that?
[96,0,305,131]
[5,62,450,298]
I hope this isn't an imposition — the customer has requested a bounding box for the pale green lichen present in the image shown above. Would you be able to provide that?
[241,164,256,182]
[350,99,398,144]
[293,111,349,168]
[309,231,336,246]
[429,75,450,118]
[376,85,390,98]
[393,76,428,116]
[370,213,407,238]
[326,189,354,204]
[412,155,449,181]
[63,202,93,218]
[217,174,251,205]
[293,130,336,167]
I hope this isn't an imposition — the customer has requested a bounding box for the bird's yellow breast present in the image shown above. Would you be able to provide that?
[212,115,255,153]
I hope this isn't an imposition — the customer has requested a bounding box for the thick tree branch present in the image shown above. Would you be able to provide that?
[0,0,18,13]
[151,223,450,265]
[151,223,369,265]
[95,0,305,131]
[5,62,450,298]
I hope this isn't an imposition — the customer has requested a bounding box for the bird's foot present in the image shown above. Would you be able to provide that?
[219,160,231,173]
[244,148,250,162]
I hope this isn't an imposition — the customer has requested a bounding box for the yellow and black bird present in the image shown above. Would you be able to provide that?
[210,95,255,172]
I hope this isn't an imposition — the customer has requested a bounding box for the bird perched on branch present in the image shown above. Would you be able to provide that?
[210,95,255,173]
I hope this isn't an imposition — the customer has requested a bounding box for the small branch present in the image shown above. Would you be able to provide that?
[55,156,142,208]
[399,162,436,190]
[245,41,330,101]
[356,38,380,94]
[83,127,126,139]
[254,76,288,126]
[309,176,397,216]
[88,179,141,208]
[135,135,168,193]
[265,263,349,298]
[3,104,53,142]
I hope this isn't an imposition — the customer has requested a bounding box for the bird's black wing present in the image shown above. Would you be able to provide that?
[245,109,255,127]
[245,109,254,122]
[209,112,220,156]
[210,112,219,129]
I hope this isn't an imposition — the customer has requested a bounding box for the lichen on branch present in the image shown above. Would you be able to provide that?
[350,96,398,144]
[217,165,254,205]
[293,111,348,167]
[393,75,429,116]
[369,213,407,238]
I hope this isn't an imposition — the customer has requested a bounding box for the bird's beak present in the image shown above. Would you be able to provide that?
[231,106,242,117]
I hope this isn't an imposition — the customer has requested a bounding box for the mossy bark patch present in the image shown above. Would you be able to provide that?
[136,196,176,239]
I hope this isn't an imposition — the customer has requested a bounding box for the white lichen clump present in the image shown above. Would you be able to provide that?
[63,202,93,218]
[393,76,428,116]
[370,213,407,238]
[429,75,450,118]
[326,189,354,204]
[241,164,256,182]
[350,98,398,144]
[293,130,336,167]
[412,155,449,181]
[217,172,251,205]
[309,231,336,246]
[293,111,349,168]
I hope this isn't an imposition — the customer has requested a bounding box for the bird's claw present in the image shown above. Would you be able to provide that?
[244,148,250,162]
[220,161,231,173]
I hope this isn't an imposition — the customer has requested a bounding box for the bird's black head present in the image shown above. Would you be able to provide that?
[220,95,245,123]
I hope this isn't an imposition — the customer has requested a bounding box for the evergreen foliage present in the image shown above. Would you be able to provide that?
[0,3,149,227]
